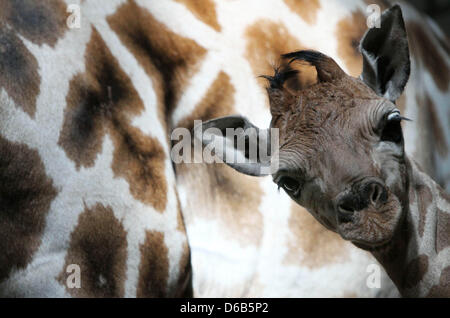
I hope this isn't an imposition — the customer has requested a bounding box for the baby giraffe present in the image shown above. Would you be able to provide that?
[197,6,449,297]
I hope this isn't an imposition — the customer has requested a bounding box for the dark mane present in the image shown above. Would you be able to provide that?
[259,66,299,89]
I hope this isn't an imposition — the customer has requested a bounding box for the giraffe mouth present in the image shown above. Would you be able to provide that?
[352,236,394,251]
[336,192,403,248]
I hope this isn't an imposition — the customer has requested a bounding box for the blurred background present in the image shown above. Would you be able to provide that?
[407,0,450,35]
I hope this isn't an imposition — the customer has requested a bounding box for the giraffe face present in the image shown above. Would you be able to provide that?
[270,80,408,249]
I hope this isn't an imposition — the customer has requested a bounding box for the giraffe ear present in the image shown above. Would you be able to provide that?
[194,116,274,176]
[360,5,410,102]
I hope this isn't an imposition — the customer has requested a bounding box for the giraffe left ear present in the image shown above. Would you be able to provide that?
[360,5,410,102]
[194,116,274,177]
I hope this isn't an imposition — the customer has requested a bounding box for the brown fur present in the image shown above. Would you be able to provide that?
[0,26,40,117]
[423,94,448,157]
[269,77,378,150]
[335,10,366,76]
[59,203,128,297]
[107,0,207,123]
[58,28,167,211]
[283,0,321,25]
[407,22,450,92]
[0,0,67,47]
[427,19,450,56]
[172,191,193,297]
[175,238,193,298]
[178,71,235,131]
[413,93,436,178]
[396,93,406,115]
[415,183,432,238]
[285,204,349,268]
[175,191,187,233]
[427,266,450,297]
[402,255,429,289]
[136,231,169,297]
[245,19,317,98]
[176,71,264,245]
[0,136,58,282]
[436,208,450,254]
[174,0,221,31]
[177,163,264,246]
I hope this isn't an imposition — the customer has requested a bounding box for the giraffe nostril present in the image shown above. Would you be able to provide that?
[337,203,355,223]
[368,182,387,207]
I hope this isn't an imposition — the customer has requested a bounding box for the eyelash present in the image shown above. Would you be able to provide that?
[380,111,408,143]
[277,176,302,196]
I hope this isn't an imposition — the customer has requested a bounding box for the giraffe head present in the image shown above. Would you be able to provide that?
[197,6,411,249]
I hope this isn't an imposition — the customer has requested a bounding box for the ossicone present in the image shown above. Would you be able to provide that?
[282,50,346,82]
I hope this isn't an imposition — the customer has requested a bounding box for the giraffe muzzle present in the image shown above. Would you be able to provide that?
[336,179,388,223]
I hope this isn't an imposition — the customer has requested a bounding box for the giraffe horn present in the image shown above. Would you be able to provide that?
[282,50,346,82]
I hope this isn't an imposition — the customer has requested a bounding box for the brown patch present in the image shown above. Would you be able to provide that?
[416,183,433,238]
[175,70,263,245]
[284,204,349,268]
[439,186,450,202]
[58,28,167,211]
[283,0,321,25]
[111,124,167,211]
[174,0,221,31]
[0,0,67,47]
[396,92,406,115]
[136,231,169,297]
[0,136,57,282]
[173,190,193,297]
[403,254,428,289]
[336,10,366,76]
[107,0,207,122]
[407,22,450,92]
[175,191,186,233]
[423,93,448,157]
[427,265,450,297]
[0,26,40,117]
[245,19,317,100]
[175,238,193,297]
[178,71,234,130]
[176,162,264,245]
[436,208,450,254]
[59,203,127,297]
[427,20,450,57]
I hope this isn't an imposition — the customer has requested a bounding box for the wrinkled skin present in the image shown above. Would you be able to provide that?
[272,89,408,249]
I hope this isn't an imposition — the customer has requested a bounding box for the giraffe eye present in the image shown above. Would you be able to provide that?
[278,176,301,195]
[387,110,401,121]
[381,110,404,143]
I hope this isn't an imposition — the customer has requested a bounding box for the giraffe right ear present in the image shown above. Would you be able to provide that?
[359,5,410,102]
[194,116,274,176]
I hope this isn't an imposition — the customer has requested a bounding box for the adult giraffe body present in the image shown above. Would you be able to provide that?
[0,0,448,297]
[0,0,191,297]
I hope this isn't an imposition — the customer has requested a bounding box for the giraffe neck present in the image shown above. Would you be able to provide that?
[371,157,450,297]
